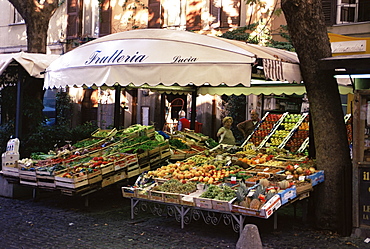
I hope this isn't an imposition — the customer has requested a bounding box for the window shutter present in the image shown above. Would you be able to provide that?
[229,0,240,27]
[322,0,336,26]
[99,0,112,37]
[209,0,220,28]
[186,0,202,30]
[148,0,162,28]
[209,0,240,28]
[67,0,81,39]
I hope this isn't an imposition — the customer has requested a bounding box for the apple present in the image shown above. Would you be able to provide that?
[285,165,294,172]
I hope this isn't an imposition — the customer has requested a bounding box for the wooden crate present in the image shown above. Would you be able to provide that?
[295,182,313,194]
[149,146,160,156]
[102,175,115,188]
[163,192,181,204]
[122,187,136,198]
[20,178,38,187]
[101,162,115,175]
[2,166,19,178]
[134,187,149,199]
[149,190,164,202]
[88,170,102,185]
[140,163,150,173]
[55,171,88,189]
[160,149,172,160]
[127,164,140,178]
[113,170,127,183]
[114,157,127,171]
[19,170,37,182]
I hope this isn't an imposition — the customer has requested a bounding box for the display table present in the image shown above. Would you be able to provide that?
[127,191,311,233]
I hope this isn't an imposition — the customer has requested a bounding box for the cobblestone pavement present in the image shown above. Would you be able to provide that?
[0,185,369,249]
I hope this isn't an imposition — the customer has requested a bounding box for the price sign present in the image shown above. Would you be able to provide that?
[359,168,370,226]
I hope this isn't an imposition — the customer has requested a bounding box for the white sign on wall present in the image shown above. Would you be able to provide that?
[331,40,367,53]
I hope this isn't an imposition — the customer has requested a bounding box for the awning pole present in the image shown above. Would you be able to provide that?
[190,87,198,130]
[15,65,24,139]
[114,85,122,129]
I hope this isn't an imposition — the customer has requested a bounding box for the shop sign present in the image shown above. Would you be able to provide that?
[331,40,366,53]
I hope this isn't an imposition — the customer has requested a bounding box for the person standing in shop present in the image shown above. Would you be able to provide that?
[237,109,260,138]
[217,116,236,145]
[178,110,190,131]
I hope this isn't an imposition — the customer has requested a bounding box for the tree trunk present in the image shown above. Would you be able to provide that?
[281,0,352,235]
[9,0,58,53]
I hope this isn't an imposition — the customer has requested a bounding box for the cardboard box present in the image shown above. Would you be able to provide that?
[306,170,324,186]
[194,197,213,209]
[231,195,282,219]
[278,185,297,205]
[259,195,282,218]
[212,197,236,212]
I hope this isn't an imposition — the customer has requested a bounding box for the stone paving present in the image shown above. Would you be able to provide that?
[1,184,370,249]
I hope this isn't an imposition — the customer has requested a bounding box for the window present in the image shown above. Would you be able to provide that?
[209,0,240,29]
[13,9,24,24]
[336,0,370,24]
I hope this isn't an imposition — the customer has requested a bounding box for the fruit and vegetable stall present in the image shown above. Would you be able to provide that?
[122,144,324,233]
[1,125,176,196]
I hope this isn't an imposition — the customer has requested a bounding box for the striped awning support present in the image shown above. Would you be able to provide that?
[263,59,283,81]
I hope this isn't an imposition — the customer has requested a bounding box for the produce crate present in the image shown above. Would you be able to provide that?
[146,126,156,136]
[2,165,19,178]
[149,146,160,156]
[126,154,139,166]
[114,157,127,171]
[160,149,172,160]
[135,187,150,200]
[100,162,115,175]
[140,163,150,173]
[114,170,127,183]
[127,163,140,178]
[88,170,102,184]
[194,197,213,209]
[19,169,37,182]
[231,195,282,219]
[295,181,313,194]
[163,192,181,204]
[102,175,115,188]
[137,150,149,160]
[211,198,237,212]
[122,187,136,198]
[36,169,56,188]
[149,154,162,164]
[159,141,170,150]
[180,194,195,206]
[91,128,117,138]
[170,151,187,160]
[55,171,88,189]
[149,190,164,202]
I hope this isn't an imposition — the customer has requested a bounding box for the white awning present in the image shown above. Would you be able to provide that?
[0,52,59,78]
[45,29,257,88]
